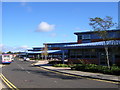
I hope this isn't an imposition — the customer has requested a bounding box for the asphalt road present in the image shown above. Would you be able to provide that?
[2,59,119,89]
[0,59,7,89]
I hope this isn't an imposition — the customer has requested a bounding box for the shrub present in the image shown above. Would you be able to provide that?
[48,61,63,65]
[84,64,98,72]
[73,64,86,71]
[110,66,120,75]
[71,63,120,75]
[53,64,71,67]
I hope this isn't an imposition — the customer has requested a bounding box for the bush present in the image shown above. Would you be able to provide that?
[110,66,120,75]
[48,61,68,65]
[71,64,120,75]
[84,64,98,72]
[48,61,63,65]
[53,64,71,67]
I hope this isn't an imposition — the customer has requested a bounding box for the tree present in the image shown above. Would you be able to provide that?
[41,48,44,60]
[44,44,48,60]
[89,16,116,68]
[6,51,13,54]
[41,45,48,60]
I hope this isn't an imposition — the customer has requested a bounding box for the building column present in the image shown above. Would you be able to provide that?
[62,50,65,64]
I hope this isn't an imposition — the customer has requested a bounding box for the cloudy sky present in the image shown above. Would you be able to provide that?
[1,1,118,52]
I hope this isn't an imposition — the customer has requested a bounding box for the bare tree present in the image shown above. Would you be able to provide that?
[41,48,44,60]
[89,16,116,68]
[43,44,48,60]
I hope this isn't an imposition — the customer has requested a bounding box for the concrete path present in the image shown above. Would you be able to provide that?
[32,60,120,82]
[0,80,7,89]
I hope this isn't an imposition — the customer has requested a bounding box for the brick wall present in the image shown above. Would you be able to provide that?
[68,58,99,64]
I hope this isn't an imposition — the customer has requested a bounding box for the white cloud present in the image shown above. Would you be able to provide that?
[21,2,27,6]
[62,34,68,37]
[0,44,3,48]
[15,45,28,50]
[0,44,29,52]
[75,27,90,32]
[20,1,32,12]
[49,33,57,37]
[36,22,55,32]
[75,27,81,30]
[0,44,3,51]
[20,0,27,7]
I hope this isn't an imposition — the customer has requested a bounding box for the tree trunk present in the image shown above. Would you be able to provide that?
[105,47,110,69]
[45,55,47,60]
[41,54,43,60]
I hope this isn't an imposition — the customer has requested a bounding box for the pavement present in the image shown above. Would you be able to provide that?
[3,59,118,88]
[32,60,120,83]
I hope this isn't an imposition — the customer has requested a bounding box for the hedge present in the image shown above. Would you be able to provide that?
[53,64,71,67]
[71,64,120,75]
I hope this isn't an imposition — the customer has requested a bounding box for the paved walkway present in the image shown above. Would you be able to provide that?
[0,79,6,89]
[31,60,120,82]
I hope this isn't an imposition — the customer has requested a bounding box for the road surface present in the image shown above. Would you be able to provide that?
[0,61,7,89]
[2,59,119,89]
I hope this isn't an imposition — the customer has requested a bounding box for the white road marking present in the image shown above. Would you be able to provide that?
[26,71,30,74]
[15,62,31,74]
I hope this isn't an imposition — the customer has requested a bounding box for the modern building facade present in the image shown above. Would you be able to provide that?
[43,42,77,60]
[43,42,77,50]
[25,29,120,65]
[75,29,120,43]
[63,29,120,66]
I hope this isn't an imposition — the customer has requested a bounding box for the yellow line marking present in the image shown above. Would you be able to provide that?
[0,74,19,90]
[37,67,119,84]
[0,74,14,90]
[87,78,119,84]
[37,67,84,78]
[1,74,18,89]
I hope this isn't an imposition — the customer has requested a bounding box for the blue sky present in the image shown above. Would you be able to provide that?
[1,2,118,52]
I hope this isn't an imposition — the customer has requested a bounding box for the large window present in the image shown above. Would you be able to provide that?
[78,34,91,40]
[69,49,97,59]
[82,34,91,40]
[78,35,82,40]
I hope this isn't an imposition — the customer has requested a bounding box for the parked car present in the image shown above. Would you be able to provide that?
[26,58,30,61]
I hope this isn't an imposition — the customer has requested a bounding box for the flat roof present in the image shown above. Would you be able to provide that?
[74,29,120,35]
[63,40,120,49]
[43,42,77,45]
[27,50,62,54]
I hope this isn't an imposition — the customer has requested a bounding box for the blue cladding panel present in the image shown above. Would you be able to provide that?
[90,32,120,39]
[77,30,120,40]
[82,40,91,43]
